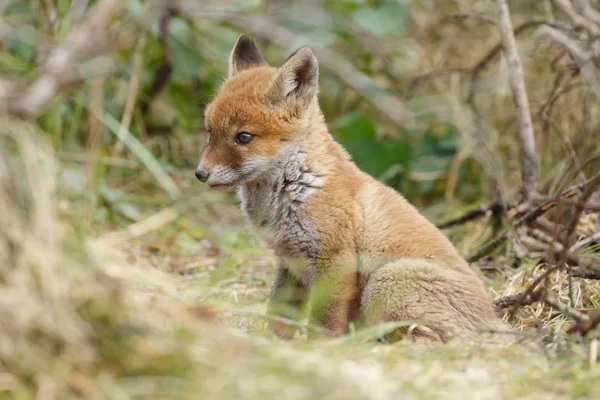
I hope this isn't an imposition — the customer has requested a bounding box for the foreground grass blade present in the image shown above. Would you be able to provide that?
[99,111,182,199]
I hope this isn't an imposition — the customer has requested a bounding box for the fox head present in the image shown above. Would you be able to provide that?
[195,34,320,189]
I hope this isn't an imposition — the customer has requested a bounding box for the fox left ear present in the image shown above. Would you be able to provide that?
[228,34,267,77]
[266,46,319,106]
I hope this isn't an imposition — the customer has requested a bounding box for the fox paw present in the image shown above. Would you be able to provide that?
[269,320,298,339]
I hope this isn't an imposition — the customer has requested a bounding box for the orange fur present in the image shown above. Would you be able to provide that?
[197,35,500,341]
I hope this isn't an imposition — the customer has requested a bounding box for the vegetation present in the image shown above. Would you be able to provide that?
[1,0,599,398]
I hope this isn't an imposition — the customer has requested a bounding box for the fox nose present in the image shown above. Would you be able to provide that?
[195,168,210,182]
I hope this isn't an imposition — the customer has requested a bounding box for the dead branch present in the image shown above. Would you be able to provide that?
[537,25,592,62]
[139,10,177,118]
[542,290,591,322]
[0,0,123,118]
[466,171,600,262]
[570,231,600,253]
[497,0,539,198]
[403,67,471,95]
[494,292,538,312]
[570,266,600,280]
[446,12,496,26]
[553,0,600,35]
[464,19,562,192]
[559,171,600,263]
[574,0,600,27]
[493,174,600,317]
[436,200,506,229]
[467,18,571,105]
[567,307,600,335]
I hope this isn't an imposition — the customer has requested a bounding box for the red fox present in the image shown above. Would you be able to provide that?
[196,35,500,341]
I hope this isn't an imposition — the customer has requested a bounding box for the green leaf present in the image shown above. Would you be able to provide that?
[334,112,410,180]
[4,1,38,22]
[0,51,31,72]
[351,1,407,36]
[170,36,203,81]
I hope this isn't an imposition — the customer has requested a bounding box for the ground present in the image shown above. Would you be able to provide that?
[88,168,600,400]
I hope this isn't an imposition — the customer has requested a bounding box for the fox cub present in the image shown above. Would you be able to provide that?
[196,35,499,341]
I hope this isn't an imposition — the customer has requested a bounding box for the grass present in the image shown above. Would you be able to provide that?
[2,1,600,398]
[2,119,599,400]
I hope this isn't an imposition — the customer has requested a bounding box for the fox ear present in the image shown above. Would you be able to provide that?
[266,46,319,106]
[228,34,266,77]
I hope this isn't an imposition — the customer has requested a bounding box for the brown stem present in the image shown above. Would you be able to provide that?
[497,0,539,198]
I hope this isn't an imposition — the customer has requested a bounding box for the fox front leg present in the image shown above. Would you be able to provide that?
[308,264,360,338]
[267,260,309,339]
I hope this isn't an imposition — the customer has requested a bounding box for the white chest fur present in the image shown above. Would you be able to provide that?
[238,144,323,259]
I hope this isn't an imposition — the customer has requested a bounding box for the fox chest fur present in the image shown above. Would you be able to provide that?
[238,143,322,264]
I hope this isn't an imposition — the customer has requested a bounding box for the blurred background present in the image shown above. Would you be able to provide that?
[2,0,599,227]
[2,0,600,398]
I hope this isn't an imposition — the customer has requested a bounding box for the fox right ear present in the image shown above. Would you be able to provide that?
[228,34,266,77]
[266,46,319,107]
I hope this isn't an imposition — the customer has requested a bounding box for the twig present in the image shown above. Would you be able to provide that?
[466,171,600,262]
[542,290,590,322]
[113,35,146,155]
[570,231,600,253]
[467,18,570,106]
[508,265,564,317]
[497,0,539,198]
[403,67,470,95]
[494,292,538,311]
[574,0,600,27]
[570,266,600,280]
[0,0,123,118]
[558,171,600,284]
[537,25,592,62]
[437,200,505,229]
[553,0,600,35]
[567,307,600,335]
[446,12,496,26]
[139,10,177,119]
[496,173,600,316]
[464,19,560,190]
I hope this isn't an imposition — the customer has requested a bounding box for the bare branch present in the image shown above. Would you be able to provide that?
[466,171,600,262]
[554,0,600,35]
[537,25,591,62]
[446,12,496,26]
[570,266,600,280]
[573,0,600,27]
[543,290,591,322]
[567,307,600,336]
[497,0,539,198]
[436,200,506,229]
[0,0,123,118]
[569,231,600,253]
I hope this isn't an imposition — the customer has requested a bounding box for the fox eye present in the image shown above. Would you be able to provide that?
[235,132,254,145]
